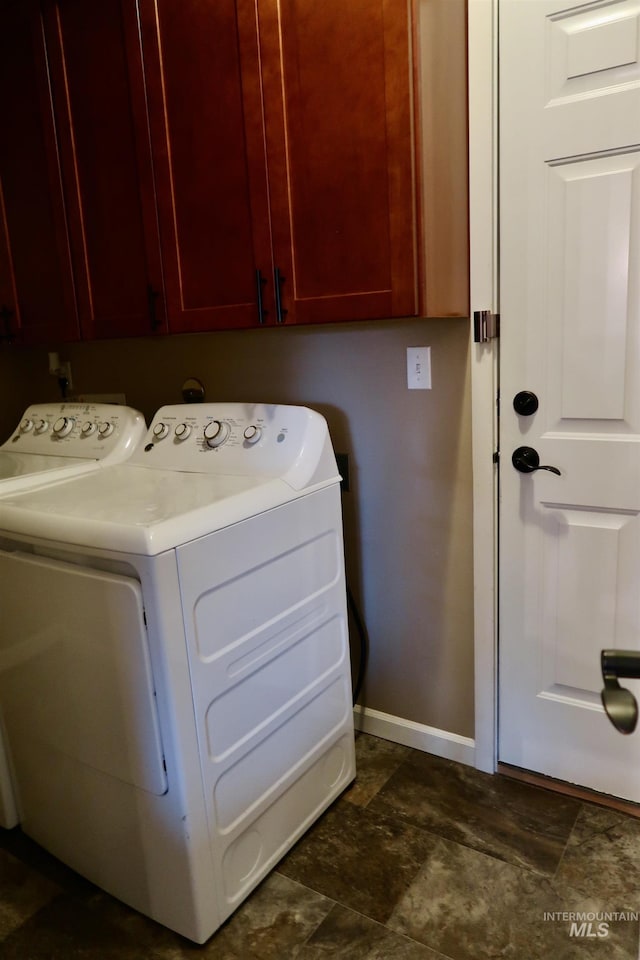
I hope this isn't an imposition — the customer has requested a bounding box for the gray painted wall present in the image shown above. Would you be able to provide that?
[0,315,474,736]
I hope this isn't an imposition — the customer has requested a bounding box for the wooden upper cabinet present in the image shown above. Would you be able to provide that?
[139,0,424,330]
[258,0,418,325]
[41,0,164,339]
[138,0,273,332]
[0,0,79,345]
[0,0,466,346]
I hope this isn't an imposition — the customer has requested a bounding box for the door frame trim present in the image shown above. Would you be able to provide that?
[469,0,499,773]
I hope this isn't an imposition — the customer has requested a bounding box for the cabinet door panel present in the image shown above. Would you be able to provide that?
[0,0,78,344]
[139,0,273,332]
[43,0,163,339]
[260,0,417,325]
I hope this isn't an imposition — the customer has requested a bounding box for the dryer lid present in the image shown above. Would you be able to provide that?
[0,464,295,555]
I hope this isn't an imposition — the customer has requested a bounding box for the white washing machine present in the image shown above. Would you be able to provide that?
[0,403,355,943]
[0,402,146,828]
[0,401,146,493]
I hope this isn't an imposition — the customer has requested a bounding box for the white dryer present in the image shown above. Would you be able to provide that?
[0,402,146,828]
[0,403,355,943]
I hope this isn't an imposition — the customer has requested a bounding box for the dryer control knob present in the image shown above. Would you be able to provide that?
[153,422,169,441]
[175,422,191,441]
[204,420,230,448]
[19,418,34,433]
[81,421,96,437]
[98,421,114,438]
[34,419,49,434]
[53,416,75,437]
[243,425,261,444]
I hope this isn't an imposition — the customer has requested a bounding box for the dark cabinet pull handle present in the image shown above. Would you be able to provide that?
[0,304,14,342]
[274,267,288,323]
[512,446,561,476]
[255,269,267,325]
[147,284,161,331]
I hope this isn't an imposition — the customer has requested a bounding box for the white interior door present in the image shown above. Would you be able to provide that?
[499,0,640,801]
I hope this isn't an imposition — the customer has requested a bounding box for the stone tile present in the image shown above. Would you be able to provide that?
[556,804,640,908]
[369,752,580,875]
[389,835,639,960]
[277,799,437,924]
[0,847,60,940]
[89,871,334,959]
[0,893,164,959]
[3,746,635,959]
[0,826,97,901]
[342,733,412,808]
[299,903,450,959]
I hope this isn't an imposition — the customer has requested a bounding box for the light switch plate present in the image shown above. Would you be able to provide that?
[407,346,431,390]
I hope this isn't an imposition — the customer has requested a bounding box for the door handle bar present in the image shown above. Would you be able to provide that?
[601,649,640,735]
[512,446,561,476]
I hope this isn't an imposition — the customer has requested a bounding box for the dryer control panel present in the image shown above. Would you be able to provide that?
[135,403,339,491]
[2,403,146,460]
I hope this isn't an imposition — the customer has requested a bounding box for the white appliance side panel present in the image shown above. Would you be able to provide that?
[177,484,355,914]
[0,551,167,796]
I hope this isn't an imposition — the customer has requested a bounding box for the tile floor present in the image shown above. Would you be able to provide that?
[1,732,640,958]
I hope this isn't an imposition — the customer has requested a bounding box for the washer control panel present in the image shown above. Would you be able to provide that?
[3,403,146,460]
[135,403,339,489]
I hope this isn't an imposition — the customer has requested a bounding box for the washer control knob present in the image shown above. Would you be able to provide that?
[34,419,49,434]
[19,418,34,433]
[174,422,191,441]
[204,420,230,448]
[53,416,75,438]
[153,422,169,441]
[98,421,114,438]
[243,425,262,444]
[81,421,97,437]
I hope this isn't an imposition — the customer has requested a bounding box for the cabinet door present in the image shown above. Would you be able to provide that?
[0,0,79,344]
[138,0,273,333]
[259,0,418,325]
[42,0,164,339]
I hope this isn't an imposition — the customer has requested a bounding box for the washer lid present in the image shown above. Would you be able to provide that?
[0,403,147,495]
[0,451,85,481]
[0,464,299,555]
[0,451,103,497]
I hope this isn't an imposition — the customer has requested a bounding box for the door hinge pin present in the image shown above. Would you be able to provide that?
[473,310,500,343]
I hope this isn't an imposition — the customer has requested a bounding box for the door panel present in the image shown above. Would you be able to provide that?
[43,0,163,339]
[499,0,640,801]
[138,0,273,332]
[0,0,79,343]
[546,152,640,424]
[259,0,417,324]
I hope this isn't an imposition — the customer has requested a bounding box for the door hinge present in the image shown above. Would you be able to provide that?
[473,310,500,343]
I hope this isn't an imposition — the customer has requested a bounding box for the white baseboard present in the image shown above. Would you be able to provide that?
[353,705,476,768]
